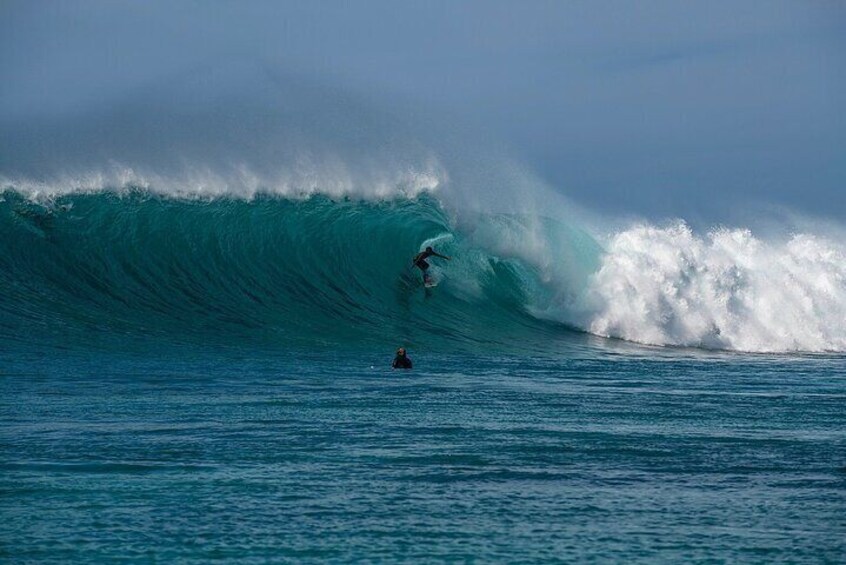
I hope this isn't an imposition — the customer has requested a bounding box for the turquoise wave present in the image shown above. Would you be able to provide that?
[0,189,601,352]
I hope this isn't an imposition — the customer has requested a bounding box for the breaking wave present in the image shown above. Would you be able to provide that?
[2,64,843,354]
[0,185,843,354]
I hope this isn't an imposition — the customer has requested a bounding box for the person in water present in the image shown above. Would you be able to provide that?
[413,246,451,284]
[392,347,412,369]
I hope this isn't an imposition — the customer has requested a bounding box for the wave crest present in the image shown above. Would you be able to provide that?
[0,160,445,202]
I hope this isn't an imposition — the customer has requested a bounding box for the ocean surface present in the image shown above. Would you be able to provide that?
[1,191,845,562]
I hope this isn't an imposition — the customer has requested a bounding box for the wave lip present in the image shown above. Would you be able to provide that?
[579,222,846,353]
[0,159,445,202]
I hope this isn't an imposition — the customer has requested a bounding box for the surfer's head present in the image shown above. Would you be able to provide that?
[396,347,406,356]
[425,246,433,252]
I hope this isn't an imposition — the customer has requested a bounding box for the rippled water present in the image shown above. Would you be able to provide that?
[2,346,844,562]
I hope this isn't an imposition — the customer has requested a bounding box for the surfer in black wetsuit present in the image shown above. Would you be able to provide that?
[413,246,451,284]
[392,347,412,369]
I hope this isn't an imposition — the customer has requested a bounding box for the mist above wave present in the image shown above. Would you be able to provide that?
[0,62,451,202]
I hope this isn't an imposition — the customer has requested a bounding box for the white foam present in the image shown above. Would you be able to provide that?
[573,222,846,353]
[0,158,445,202]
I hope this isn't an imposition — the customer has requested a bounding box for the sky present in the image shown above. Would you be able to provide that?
[2,1,844,222]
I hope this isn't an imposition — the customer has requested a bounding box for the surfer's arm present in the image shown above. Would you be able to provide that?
[434,252,451,260]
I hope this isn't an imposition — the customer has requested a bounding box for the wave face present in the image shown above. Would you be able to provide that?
[2,187,844,354]
[0,189,599,352]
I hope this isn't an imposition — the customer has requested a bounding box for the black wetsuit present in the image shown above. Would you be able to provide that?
[392,355,412,369]
[413,249,447,276]
[413,250,435,271]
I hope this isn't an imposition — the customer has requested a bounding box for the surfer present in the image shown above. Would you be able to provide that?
[392,347,413,369]
[413,246,451,285]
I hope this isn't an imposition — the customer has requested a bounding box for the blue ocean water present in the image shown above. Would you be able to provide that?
[1,191,845,562]
[2,345,844,562]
